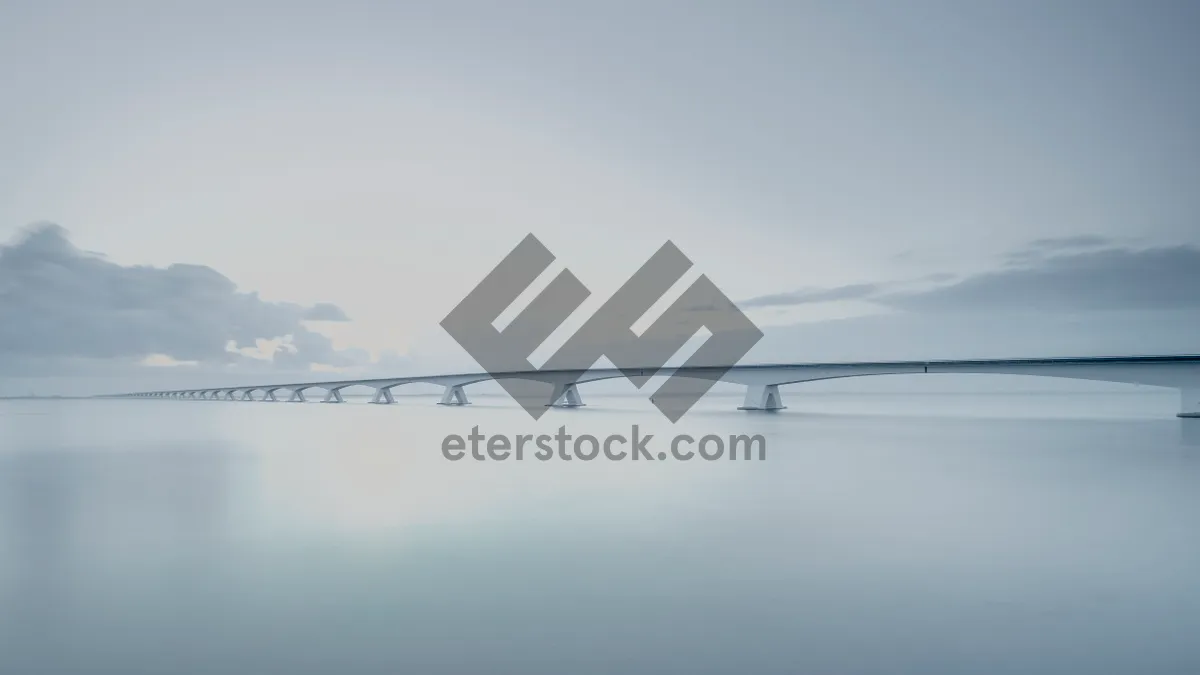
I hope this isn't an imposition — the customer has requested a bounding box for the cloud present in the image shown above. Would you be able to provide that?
[739,237,1200,314]
[739,283,881,309]
[1003,234,1116,266]
[302,302,351,321]
[0,223,357,372]
[1024,235,1113,251]
[738,238,1200,363]
[743,307,1200,365]
[882,244,1200,312]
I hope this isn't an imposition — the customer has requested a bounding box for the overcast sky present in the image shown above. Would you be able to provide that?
[2,0,1198,394]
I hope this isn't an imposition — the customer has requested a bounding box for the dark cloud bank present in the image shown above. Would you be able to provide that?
[0,223,356,376]
[742,237,1200,313]
[740,236,1200,363]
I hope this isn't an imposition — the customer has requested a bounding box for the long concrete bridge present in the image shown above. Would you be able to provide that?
[103,355,1200,418]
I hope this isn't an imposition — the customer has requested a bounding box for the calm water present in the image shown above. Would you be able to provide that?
[2,391,1199,674]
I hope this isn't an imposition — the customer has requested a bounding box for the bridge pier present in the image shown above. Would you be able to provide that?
[240,390,256,401]
[439,384,470,406]
[548,383,585,408]
[370,387,396,404]
[323,388,345,403]
[739,383,786,411]
[263,389,280,402]
[289,389,307,403]
[1181,388,1200,418]
[225,390,237,401]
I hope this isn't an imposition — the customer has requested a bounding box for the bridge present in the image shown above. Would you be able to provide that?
[102,355,1200,418]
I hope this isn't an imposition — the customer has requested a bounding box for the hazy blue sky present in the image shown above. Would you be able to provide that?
[1,1,1198,393]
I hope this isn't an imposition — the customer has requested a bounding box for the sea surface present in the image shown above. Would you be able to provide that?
[2,390,1199,674]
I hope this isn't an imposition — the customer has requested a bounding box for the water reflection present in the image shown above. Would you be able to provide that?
[1182,419,1200,447]
[1,445,240,571]
[1,393,1198,674]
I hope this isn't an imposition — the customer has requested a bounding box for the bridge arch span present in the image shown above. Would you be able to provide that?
[110,355,1200,418]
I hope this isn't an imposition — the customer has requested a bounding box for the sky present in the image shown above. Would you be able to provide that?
[1,0,1198,395]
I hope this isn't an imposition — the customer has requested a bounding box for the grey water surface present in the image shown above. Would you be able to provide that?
[2,391,1198,674]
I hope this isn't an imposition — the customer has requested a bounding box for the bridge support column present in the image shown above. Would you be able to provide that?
[548,383,585,408]
[1181,388,1200,418]
[739,384,786,411]
[323,388,344,403]
[225,391,237,401]
[439,385,470,406]
[289,389,307,403]
[263,390,279,402]
[370,387,396,404]
[241,390,256,401]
